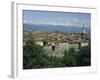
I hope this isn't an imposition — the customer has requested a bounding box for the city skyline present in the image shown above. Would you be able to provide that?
[23,10,91,69]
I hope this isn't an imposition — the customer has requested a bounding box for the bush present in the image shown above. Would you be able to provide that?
[63,48,77,67]
[23,40,91,69]
[77,45,91,66]
[23,40,51,69]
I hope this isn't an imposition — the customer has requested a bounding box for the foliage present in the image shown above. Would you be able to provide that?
[63,48,77,67]
[23,40,91,69]
[77,45,91,66]
[63,45,91,67]
[23,40,51,69]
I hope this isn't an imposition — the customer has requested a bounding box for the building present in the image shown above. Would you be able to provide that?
[23,29,90,57]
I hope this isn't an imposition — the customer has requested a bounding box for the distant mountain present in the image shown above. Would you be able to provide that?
[23,23,90,33]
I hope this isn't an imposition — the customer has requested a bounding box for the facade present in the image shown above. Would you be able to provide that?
[34,40,89,57]
[81,42,88,47]
[68,42,80,51]
[35,41,43,46]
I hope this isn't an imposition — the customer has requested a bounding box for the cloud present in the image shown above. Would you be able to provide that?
[58,18,69,21]
[73,18,79,22]
[23,20,33,24]
[56,18,84,27]
[23,20,27,23]
[24,17,90,27]
[68,18,90,27]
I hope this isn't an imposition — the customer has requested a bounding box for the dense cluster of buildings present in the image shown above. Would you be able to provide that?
[23,27,90,57]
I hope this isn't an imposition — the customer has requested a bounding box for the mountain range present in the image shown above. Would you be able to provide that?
[23,23,90,33]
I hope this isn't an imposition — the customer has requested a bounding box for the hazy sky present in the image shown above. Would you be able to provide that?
[23,10,91,27]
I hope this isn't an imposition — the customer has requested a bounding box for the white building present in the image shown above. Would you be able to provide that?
[68,42,80,51]
[81,42,88,47]
[35,41,43,46]
[59,42,69,50]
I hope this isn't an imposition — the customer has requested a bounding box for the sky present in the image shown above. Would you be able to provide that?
[23,10,91,27]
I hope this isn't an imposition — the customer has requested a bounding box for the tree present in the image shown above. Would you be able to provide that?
[23,39,91,69]
[49,56,64,67]
[23,40,51,69]
[63,48,77,67]
[77,45,91,66]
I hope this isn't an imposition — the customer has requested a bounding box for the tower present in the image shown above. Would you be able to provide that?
[82,24,85,34]
[81,24,85,40]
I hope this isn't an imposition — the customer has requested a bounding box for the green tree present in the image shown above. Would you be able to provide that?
[49,56,64,67]
[63,48,77,67]
[23,39,91,69]
[77,45,91,66]
[23,40,51,69]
